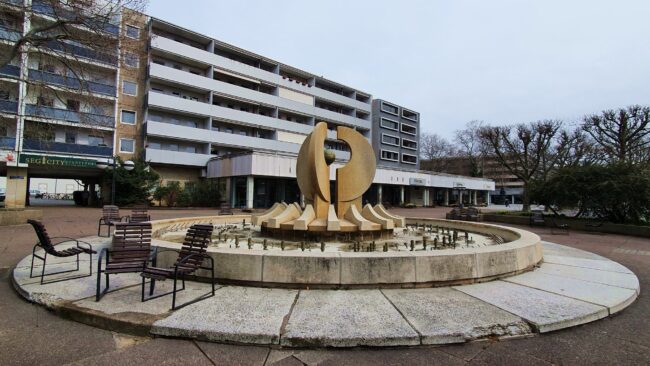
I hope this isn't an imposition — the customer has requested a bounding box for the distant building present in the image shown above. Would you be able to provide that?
[421,155,524,204]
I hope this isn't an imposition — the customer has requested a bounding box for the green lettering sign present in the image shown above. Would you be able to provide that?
[18,154,97,169]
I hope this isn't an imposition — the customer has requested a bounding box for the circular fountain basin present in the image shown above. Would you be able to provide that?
[150,215,542,288]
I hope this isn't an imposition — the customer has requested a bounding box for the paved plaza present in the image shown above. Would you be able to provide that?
[1,206,649,365]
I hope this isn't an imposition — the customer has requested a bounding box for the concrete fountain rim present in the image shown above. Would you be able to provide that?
[148,215,543,288]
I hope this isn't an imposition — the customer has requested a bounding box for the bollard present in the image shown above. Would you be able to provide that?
[410,240,415,251]
[383,243,388,252]
[235,236,239,248]
[247,237,252,249]
[423,237,427,250]
[301,241,305,252]
[263,239,268,250]
[280,241,285,251]
[321,241,325,252]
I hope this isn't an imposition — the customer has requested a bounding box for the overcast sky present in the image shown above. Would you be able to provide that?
[148,0,650,139]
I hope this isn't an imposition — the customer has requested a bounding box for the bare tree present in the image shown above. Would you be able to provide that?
[455,120,488,177]
[0,0,147,135]
[479,120,563,212]
[419,132,457,172]
[582,105,650,164]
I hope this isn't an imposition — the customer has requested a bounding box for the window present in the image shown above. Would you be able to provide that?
[185,146,196,153]
[380,150,399,162]
[380,101,399,115]
[38,63,56,74]
[124,52,139,68]
[402,108,418,122]
[120,109,136,124]
[402,153,418,164]
[119,138,135,153]
[125,25,140,39]
[148,142,161,149]
[66,99,80,111]
[167,143,178,151]
[173,64,182,70]
[381,133,400,147]
[65,132,76,144]
[402,138,418,150]
[401,123,417,135]
[122,80,137,95]
[380,117,399,131]
[88,135,104,146]
[0,90,9,100]
[153,59,165,66]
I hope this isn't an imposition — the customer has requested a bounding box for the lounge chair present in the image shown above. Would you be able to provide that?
[27,219,95,284]
[96,222,155,301]
[141,224,215,310]
[97,205,129,237]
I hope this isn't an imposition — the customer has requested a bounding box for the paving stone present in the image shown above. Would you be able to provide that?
[454,280,608,333]
[382,288,532,344]
[195,342,269,366]
[74,281,219,315]
[543,254,633,274]
[151,286,298,344]
[537,262,640,293]
[15,270,142,306]
[541,241,607,260]
[504,271,638,314]
[281,289,420,347]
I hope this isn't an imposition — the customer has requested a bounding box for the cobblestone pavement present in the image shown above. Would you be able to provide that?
[1,206,648,365]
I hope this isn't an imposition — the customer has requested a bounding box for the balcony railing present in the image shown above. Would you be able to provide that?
[0,64,20,78]
[23,138,113,156]
[31,0,120,35]
[45,40,118,66]
[0,25,21,42]
[25,104,114,127]
[28,69,116,96]
[0,99,18,114]
[0,136,16,149]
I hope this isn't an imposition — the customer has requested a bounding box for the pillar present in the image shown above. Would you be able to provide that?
[459,191,464,205]
[444,189,449,206]
[377,184,383,205]
[486,191,491,206]
[246,176,254,209]
[399,186,405,205]
[223,177,232,207]
[6,167,28,209]
[229,177,236,208]
[423,188,429,207]
[472,191,478,205]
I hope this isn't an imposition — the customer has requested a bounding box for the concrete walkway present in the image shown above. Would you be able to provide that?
[1,206,649,365]
[11,240,639,348]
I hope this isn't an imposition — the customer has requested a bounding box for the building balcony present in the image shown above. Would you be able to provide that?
[31,0,119,35]
[0,25,21,43]
[0,99,18,114]
[151,36,371,113]
[0,136,16,150]
[28,69,116,96]
[145,148,212,167]
[0,64,20,78]
[25,104,114,128]
[23,138,113,156]
[45,40,118,66]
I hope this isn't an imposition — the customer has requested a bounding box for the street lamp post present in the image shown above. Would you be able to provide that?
[96,157,134,205]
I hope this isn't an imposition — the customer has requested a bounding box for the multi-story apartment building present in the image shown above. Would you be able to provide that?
[371,99,420,171]
[0,3,494,209]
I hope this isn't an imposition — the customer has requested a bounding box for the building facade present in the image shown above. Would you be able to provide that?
[371,99,420,171]
[0,2,494,209]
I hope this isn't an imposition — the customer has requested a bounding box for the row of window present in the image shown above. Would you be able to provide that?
[380,133,418,150]
[379,117,417,135]
[380,101,419,122]
[380,149,418,165]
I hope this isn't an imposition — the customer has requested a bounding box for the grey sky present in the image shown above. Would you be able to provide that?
[148,0,650,139]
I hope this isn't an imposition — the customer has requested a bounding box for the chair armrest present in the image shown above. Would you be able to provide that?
[49,236,80,245]
[97,247,109,269]
[177,252,208,266]
[75,240,94,252]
